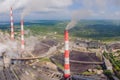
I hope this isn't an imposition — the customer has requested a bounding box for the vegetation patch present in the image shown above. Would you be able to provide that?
[103,52,120,79]
[82,71,95,75]
[39,58,51,62]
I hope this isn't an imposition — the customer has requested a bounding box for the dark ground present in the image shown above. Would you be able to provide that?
[51,50,101,74]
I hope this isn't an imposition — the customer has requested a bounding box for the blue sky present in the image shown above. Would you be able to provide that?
[0,0,120,21]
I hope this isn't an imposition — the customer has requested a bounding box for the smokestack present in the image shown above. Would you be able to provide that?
[10,7,14,40]
[21,20,25,50]
[64,30,70,79]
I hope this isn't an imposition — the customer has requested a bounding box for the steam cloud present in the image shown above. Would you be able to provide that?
[0,0,120,20]
[66,10,93,30]
[0,0,73,19]
[0,30,40,58]
[0,40,19,58]
[66,0,120,30]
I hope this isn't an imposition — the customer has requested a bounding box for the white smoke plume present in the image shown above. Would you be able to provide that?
[0,30,39,58]
[25,36,39,53]
[66,10,93,30]
[21,0,73,19]
[0,0,120,19]
[0,0,73,19]
[0,41,19,58]
[66,0,120,30]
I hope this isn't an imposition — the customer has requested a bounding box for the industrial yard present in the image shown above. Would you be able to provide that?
[0,33,63,80]
[0,20,119,80]
[0,29,110,80]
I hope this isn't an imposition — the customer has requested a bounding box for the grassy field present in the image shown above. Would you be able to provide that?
[1,20,120,42]
[23,20,120,42]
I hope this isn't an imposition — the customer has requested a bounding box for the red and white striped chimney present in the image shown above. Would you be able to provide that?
[64,30,70,79]
[21,20,25,50]
[10,7,14,40]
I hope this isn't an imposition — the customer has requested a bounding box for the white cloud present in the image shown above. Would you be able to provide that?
[0,0,73,18]
[1,0,120,20]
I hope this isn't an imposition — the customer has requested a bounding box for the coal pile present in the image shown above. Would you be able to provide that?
[33,39,58,57]
[32,42,50,56]
[41,39,58,47]
[70,50,100,62]
[51,50,101,74]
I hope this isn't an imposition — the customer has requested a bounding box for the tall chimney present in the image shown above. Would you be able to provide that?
[21,20,25,50]
[64,30,70,79]
[10,7,14,40]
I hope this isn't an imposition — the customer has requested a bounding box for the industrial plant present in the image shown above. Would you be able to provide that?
[0,0,120,80]
[0,7,114,80]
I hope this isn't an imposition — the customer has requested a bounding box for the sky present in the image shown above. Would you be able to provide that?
[0,0,120,21]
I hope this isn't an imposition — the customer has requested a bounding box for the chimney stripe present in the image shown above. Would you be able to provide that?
[65,58,70,64]
[64,70,70,74]
[65,41,69,50]
[64,50,69,58]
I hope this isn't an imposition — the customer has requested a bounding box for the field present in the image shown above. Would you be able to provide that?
[1,20,120,41]
[26,20,120,42]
